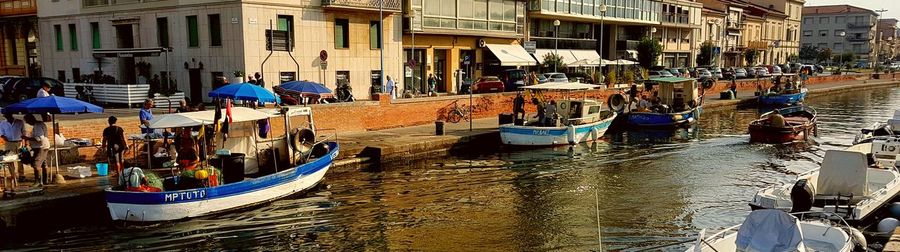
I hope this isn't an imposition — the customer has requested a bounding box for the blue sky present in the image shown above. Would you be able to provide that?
[805,0,900,19]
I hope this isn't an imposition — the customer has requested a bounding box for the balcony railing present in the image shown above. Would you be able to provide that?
[322,0,401,12]
[0,0,35,16]
[847,22,874,29]
[662,13,689,24]
[847,36,871,42]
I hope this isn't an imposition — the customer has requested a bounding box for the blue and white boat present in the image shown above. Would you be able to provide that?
[499,82,617,146]
[758,88,808,106]
[105,107,337,222]
[611,77,703,127]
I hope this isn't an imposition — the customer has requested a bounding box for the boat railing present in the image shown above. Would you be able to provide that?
[692,224,740,251]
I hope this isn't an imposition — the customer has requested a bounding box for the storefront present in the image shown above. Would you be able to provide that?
[401,35,523,94]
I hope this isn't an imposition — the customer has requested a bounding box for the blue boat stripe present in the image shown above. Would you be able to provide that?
[105,142,338,205]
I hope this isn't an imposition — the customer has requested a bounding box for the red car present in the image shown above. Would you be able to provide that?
[471,76,504,94]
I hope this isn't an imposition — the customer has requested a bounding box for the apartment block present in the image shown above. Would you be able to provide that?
[801,5,879,66]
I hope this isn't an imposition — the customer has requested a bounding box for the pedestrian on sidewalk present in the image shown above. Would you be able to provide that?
[427,74,437,96]
[247,75,257,85]
[386,75,396,99]
[255,72,265,88]
[730,77,738,97]
[24,114,49,186]
[0,113,25,182]
[102,116,127,177]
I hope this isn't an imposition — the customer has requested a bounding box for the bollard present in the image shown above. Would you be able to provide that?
[435,121,445,135]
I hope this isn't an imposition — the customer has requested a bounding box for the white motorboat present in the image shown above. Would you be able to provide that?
[499,82,617,146]
[853,110,900,144]
[749,137,900,222]
[688,210,858,252]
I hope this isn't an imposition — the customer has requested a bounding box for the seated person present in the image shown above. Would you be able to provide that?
[637,95,652,111]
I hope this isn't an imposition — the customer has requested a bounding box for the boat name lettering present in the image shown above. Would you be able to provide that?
[532,129,550,135]
[165,190,207,202]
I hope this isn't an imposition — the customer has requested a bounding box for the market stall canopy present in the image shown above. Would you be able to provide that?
[209,83,280,103]
[568,50,602,67]
[92,47,169,58]
[2,95,104,114]
[533,49,577,66]
[149,107,275,128]
[485,44,538,67]
[522,82,601,90]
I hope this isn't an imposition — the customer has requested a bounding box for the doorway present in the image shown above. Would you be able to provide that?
[189,69,202,103]
[433,49,447,93]
[115,24,136,84]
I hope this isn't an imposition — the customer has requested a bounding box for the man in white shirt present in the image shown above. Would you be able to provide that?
[0,112,25,182]
[24,114,50,186]
[36,82,51,98]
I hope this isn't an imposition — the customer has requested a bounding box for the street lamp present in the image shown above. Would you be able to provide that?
[554,19,561,72]
[838,31,846,75]
[599,4,607,73]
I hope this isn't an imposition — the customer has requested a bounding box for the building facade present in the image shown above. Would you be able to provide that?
[0,0,38,77]
[38,0,404,102]
[653,0,702,68]
[801,5,879,66]
[697,0,743,67]
[403,0,527,94]
[752,0,804,64]
[745,3,787,65]
[877,18,899,63]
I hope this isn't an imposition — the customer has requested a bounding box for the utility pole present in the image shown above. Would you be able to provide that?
[379,0,385,93]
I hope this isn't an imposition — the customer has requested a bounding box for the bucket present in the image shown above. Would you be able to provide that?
[96,163,109,176]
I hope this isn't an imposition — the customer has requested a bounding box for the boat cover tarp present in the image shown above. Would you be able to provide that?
[817,150,869,197]
[149,107,275,128]
[735,209,805,252]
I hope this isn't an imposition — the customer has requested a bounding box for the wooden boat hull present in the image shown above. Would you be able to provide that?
[749,106,817,144]
[104,142,339,222]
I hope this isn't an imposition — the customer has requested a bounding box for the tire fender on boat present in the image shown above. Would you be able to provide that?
[567,125,577,145]
[607,94,626,113]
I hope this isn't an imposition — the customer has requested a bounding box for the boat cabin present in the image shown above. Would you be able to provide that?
[651,77,700,112]
[557,99,608,125]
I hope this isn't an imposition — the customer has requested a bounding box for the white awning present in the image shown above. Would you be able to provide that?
[533,49,578,65]
[484,44,537,66]
[149,107,276,128]
[521,82,601,90]
[569,50,602,67]
[608,59,638,65]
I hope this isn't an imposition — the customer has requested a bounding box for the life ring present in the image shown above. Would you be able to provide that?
[607,94,627,113]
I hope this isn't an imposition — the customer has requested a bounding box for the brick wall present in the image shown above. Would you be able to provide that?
[33,73,874,163]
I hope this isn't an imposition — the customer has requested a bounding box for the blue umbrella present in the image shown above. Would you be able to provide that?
[208,83,280,103]
[279,81,333,97]
[2,95,104,114]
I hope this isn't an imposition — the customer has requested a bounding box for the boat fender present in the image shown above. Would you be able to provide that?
[567,125,577,145]
[607,94,627,113]
[848,227,867,249]
[310,142,330,159]
[789,179,814,213]
[878,218,900,233]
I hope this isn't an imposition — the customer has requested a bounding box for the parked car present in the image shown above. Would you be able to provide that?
[648,70,675,79]
[771,65,783,75]
[471,76,505,94]
[744,67,757,78]
[733,68,748,79]
[2,77,65,102]
[500,69,526,91]
[543,73,569,82]
[667,68,685,77]
[710,68,723,79]
[754,67,770,77]
[790,63,803,73]
[536,74,549,83]
[778,64,792,73]
[695,68,713,79]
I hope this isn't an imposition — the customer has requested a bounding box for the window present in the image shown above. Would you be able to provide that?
[54,25,62,51]
[803,30,812,36]
[852,44,862,53]
[186,16,199,47]
[803,17,812,24]
[369,21,381,49]
[817,43,828,48]
[834,29,845,36]
[834,43,842,50]
[208,14,222,46]
[277,15,294,49]
[280,72,297,84]
[57,71,65,82]
[335,19,349,49]
[836,16,846,23]
[819,17,829,24]
[819,30,828,37]
[90,22,100,49]
[802,43,812,48]
[72,68,81,82]
[157,17,169,47]
[855,16,863,24]
[68,24,77,51]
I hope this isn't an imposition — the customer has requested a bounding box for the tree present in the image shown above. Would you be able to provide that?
[787,53,799,63]
[542,53,566,72]
[636,38,662,69]
[744,49,759,66]
[816,48,833,64]
[697,42,719,66]
[834,52,857,66]
[799,45,819,62]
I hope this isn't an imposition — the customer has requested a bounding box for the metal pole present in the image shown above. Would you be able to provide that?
[555,25,559,73]
[411,17,416,95]
[469,90,473,131]
[379,0,385,93]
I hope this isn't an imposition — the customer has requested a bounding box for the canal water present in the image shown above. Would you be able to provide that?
[4,87,900,251]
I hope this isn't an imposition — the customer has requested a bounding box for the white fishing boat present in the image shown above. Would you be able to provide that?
[688,210,859,252]
[499,82,617,146]
[105,106,337,222]
[749,136,900,222]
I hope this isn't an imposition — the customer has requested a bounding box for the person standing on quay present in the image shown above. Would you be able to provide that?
[102,116,127,177]
[0,113,25,182]
[255,72,265,87]
[427,74,437,96]
[386,75,396,99]
[24,114,49,186]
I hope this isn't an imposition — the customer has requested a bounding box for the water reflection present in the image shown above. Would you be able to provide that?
[6,87,900,251]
